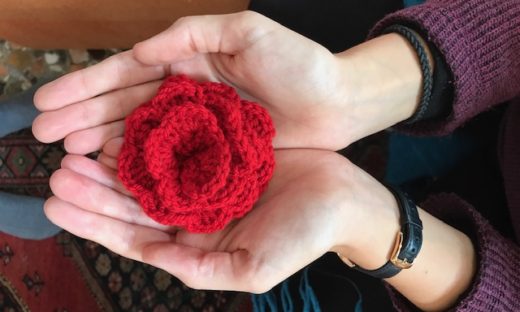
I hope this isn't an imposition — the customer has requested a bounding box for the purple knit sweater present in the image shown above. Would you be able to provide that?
[369,0,520,311]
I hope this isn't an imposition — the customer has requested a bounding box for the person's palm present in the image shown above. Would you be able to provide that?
[33,11,352,153]
[46,148,355,291]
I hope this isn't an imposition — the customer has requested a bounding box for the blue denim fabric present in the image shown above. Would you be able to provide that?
[403,0,425,7]
[0,81,62,240]
[0,192,61,240]
[0,83,41,137]
[385,132,478,186]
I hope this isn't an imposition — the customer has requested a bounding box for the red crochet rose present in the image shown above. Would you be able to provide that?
[118,75,275,233]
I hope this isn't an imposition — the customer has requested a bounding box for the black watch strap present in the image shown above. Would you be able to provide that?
[356,261,402,279]
[345,186,423,279]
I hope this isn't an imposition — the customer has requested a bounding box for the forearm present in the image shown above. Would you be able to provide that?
[351,208,476,311]
[368,0,520,135]
[386,209,476,311]
[334,0,520,142]
[331,180,476,311]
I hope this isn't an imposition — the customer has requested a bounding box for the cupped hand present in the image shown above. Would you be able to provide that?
[45,147,373,292]
[32,11,354,153]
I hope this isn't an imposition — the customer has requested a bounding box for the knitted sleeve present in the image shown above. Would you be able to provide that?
[386,193,520,311]
[368,0,520,135]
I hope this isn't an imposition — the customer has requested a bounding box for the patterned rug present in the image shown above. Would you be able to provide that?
[0,129,60,198]
[0,130,250,312]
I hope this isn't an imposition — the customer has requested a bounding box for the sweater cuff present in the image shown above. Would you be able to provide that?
[385,193,520,311]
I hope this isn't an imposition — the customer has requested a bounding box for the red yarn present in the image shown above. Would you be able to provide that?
[118,75,276,233]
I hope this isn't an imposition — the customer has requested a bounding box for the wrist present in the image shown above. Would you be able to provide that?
[333,186,476,311]
[333,185,401,270]
[330,169,400,269]
[334,33,426,143]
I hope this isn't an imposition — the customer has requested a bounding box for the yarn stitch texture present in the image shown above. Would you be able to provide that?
[118,75,275,233]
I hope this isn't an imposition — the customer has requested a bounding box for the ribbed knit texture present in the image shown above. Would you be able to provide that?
[369,0,520,135]
[369,0,520,310]
[118,75,275,233]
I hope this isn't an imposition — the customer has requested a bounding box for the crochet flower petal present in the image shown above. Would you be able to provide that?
[118,75,275,233]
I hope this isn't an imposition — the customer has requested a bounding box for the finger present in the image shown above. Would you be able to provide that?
[142,242,267,292]
[64,120,125,154]
[44,196,173,262]
[133,11,274,65]
[49,168,165,230]
[34,50,167,111]
[33,81,161,143]
[97,152,118,171]
[103,137,124,158]
[60,154,130,196]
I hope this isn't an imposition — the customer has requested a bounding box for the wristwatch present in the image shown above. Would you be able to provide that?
[338,186,423,279]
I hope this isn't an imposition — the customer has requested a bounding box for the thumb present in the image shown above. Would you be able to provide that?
[133,11,274,65]
[142,242,267,292]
